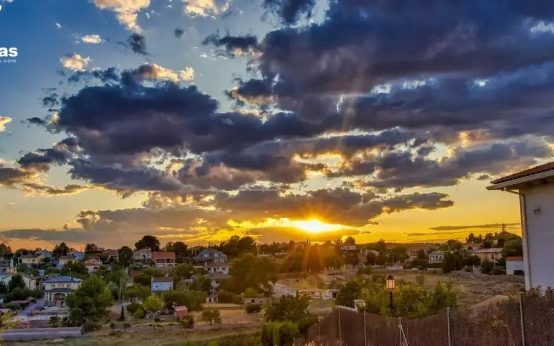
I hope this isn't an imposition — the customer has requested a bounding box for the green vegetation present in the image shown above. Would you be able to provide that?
[335,275,457,318]
[67,275,113,326]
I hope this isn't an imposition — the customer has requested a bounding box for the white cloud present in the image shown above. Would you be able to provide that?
[94,0,150,32]
[136,63,195,82]
[60,54,90,71]
[81,34,103,44]
[182,0,230,17]
[530,21,554,34]
[55,22,62,29]
[0,116,12,133]
[179,67,195,81]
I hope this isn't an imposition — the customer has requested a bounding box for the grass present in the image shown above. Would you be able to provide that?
[5,326,261,346]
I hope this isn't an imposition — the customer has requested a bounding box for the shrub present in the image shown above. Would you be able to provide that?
[81,321,101,334]
[180,315,194,329]
[133,307,146,319]
[245,304,262,314]
[261,321,299,346]
[126,302,142,314]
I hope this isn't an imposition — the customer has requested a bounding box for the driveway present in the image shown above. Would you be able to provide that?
[17,299,45,318]
[0,327,82,341]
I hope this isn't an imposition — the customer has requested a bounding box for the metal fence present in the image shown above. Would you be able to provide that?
[306,291,554,346]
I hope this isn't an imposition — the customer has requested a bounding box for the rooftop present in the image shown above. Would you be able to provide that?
[153,251,176,260]
[152,277,174,283]
[489,161,554,190]
[44,276,81,284]
[506,256,524,261]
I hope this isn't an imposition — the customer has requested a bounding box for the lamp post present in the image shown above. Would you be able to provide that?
[385,274,395,312]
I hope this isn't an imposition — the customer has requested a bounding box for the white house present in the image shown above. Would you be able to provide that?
[151,277,174,293]
[488,161,554,289]
[43,276,81,306]
[22,274,41,290]
[133,248,152,263]
[473,248,504,264]
[428,250,445,264]
[506,257,525,275]
[194,249,228,264]
[84,256,102,273]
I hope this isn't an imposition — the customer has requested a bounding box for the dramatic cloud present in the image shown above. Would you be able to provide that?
[127,33,148,55]
[60,53,90,71]
[174,28,184,38]
[182,0,230,17]
[80,34,103,44]
[203,33,259,57]
[130,64,195,83]
[263,0,315,24]
[429,223,520,231]
[0,116,12,133]
[93,0,150,32]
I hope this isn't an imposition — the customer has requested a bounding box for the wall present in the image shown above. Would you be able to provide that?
[522,183,554,289]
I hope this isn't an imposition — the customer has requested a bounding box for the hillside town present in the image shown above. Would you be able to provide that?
[0,227,527,343]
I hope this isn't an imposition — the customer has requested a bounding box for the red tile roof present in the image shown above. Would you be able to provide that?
[506,256,523,261]
[491,161,554,184]
[152,251,176,260]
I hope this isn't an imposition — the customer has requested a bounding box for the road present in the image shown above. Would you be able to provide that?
[0,327,82,341]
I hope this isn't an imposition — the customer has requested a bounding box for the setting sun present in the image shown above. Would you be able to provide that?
[291,219,343,234]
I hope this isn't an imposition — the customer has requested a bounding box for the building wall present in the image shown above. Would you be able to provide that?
[151,282,173,292]
[506,260,525,275]
[522,183,554,289]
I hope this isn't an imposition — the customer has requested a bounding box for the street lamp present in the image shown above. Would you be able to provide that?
[385,274,395,312]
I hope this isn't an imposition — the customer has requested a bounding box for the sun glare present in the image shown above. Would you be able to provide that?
[291,219,342,234]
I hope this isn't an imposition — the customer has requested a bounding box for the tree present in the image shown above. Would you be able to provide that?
[0,243,11,257]
[144,295,163,314]
[173,263,195,282]
[66,275,113,325]
[118,246,133,267]
[335,280,362,307]
[503,239,523,257]
[85,243,99,255]
[8,274,25,292]
[163,288,205,311]
[480,259,494,274]
[222,253,277,294]
[265,295,316,334]
[441,252,464,273]
[265,295,314,324]
[53,242,69,258]
[135,235,160,251]
[164,242,188,262]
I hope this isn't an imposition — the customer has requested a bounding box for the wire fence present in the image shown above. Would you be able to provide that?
[306,290,554,346]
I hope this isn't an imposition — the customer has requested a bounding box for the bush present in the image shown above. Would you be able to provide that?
[81,321,101,334]
[180,315,194,329]
[245,304,262,314]
[133,307,146,319]
[491,266,505,275]
[126,302,142,314]
[201,309,221,324]
[218,290,242,304]
[261,321,299,346]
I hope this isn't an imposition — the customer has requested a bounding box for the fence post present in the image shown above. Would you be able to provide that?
[338,307,342,344]
[363,311,367,346]
[519,292,526,346]
[447,307,452,346]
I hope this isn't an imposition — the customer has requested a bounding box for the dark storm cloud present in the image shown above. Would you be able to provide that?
[127,33,148,55]
[202,33,259,56]
[174,28,184,38]
[214,188,453,226]
[263,0,315,24]
[229,0,554,139]
[352,139,553,190]
[429,223,519,231]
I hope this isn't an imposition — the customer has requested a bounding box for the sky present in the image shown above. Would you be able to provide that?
[1,0,553,250]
